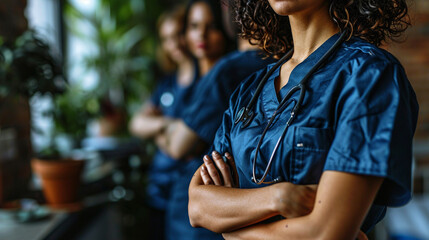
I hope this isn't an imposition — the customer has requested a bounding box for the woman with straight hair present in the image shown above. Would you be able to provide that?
[129,6,197,239]
[152,0,232,239]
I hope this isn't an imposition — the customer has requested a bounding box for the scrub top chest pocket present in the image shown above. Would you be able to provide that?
[291,126,333,184]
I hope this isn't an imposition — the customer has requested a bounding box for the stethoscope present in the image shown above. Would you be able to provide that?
[234,31,348,185]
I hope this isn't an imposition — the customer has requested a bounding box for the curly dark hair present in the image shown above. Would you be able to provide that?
[234,0,410,57]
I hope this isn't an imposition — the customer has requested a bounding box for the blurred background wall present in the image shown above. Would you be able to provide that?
[0,0,31,203]
[387,0,429,196]
[388,0,429,140]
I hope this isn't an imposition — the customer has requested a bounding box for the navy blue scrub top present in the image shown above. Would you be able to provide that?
[182,49,275,144]
[212,34,419,232]
[166,50,274,240]
[151,73,197,118]
[146,72,198,210]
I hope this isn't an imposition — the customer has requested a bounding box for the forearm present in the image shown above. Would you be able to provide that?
[129,114,171,138]
[223,171,383,240]
[225,217,369,240]
[188,165,279,233]
[222,215,321,240]
[223,214,360,240]
[158,120,206,159]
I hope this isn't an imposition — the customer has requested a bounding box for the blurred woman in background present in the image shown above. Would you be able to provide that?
[129,6,197,240]
[153,0,233,239]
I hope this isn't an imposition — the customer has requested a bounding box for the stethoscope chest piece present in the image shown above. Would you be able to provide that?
[235,107,254,128]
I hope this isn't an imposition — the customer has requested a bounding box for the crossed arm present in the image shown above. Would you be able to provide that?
[154,119,208,160]
[129,104,206,160]
[188,151,382,240]
[129,103,173,138]
[189,151,317,233]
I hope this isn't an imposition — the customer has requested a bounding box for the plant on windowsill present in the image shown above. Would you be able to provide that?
[0,30,65,98]
[0,30,84,209]
[0,30,66,159]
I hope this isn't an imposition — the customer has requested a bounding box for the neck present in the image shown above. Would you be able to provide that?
[176,57,195,87]
[199,57,219,76]
[289,4,339,63]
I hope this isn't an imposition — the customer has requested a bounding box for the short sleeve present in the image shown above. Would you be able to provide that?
[150,86,162,107]
[182,50,274,144]
[150,76,173,107]
[182,63,233,144]
[324,60,419,207]
[209,92,235,157]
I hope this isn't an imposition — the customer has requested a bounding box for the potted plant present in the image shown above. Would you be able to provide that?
[0,30,85,209]
[30,157,84,209]
[0,30,65,204]
[0,30,66,159]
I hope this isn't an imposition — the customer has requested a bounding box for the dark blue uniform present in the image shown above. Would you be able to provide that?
[165,50,275,240]
[148,73,198,210]
[145,70,198,240]
[212,34,419,233]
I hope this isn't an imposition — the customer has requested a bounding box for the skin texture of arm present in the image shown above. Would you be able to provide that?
[189,166,282,233]
[221,171,383,240]
[155,119,208,160]
[129,104,172,139]
[188,151,317,233]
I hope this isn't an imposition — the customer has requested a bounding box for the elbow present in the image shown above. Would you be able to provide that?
[128,118,150,139]
[188,188,225,233]
[169,150,185,160]
[189,203,224,233]
[188,207,226,233]
[188,201,201,228]
[188,188,203,228]
[128,119,141,137]
[168,144,187,160]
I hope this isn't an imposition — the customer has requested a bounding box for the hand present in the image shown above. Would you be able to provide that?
[273,182,317,218]
[143,104,163,115]
[201,151,239,187]
[222,232,237,240]
[155,132,167,149]
[155,119,176,147]
[356,230,368,240]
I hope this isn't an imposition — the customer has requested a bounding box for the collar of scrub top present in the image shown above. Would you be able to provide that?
[234,31,348,185]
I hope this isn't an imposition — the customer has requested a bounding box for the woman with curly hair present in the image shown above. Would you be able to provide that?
[188,0,418,239]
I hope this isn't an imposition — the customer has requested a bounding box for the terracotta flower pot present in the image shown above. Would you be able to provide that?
[31,158,84,207]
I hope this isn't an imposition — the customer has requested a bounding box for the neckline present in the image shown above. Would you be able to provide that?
[262,33,341,114]
[277,33,341,101]
[176,59,200,89]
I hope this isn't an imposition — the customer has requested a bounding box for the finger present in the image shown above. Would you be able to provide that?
[200,165,214,185]
[302,185,317,203]
[203,155,222,185]
[303,189,316,212]
[356,231,368,240]
[212,151,232,187]
[225,152,239,187]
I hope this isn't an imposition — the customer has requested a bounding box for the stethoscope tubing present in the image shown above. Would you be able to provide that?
[243,31,349,185]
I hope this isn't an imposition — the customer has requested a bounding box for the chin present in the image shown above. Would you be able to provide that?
[194,50,207,59]
[268,0,299,16]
